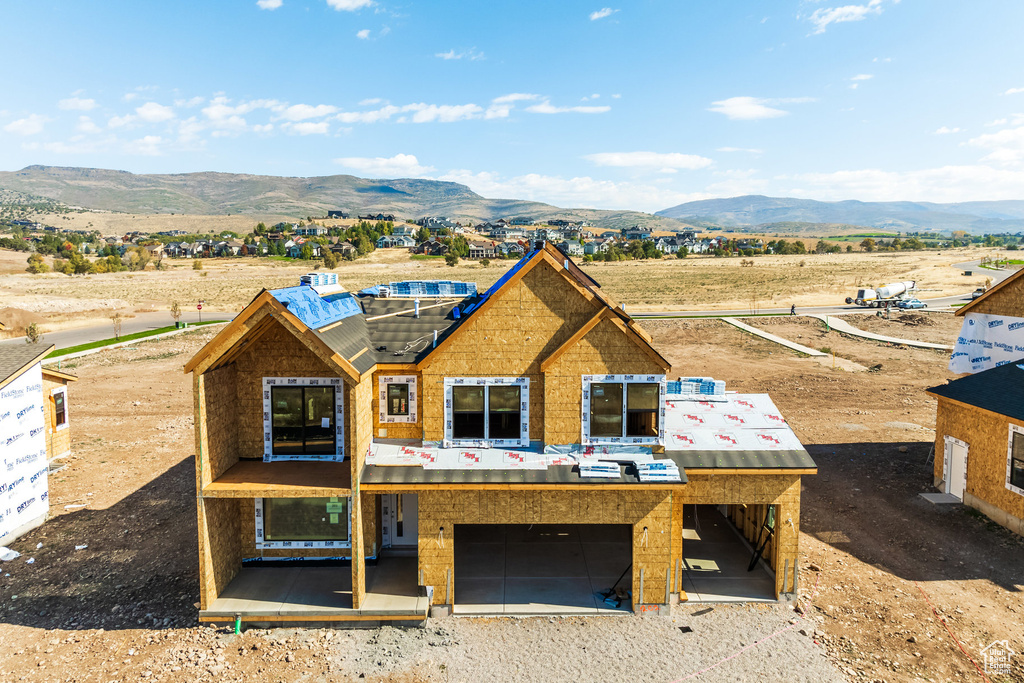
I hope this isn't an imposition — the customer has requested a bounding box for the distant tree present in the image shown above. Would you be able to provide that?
[25,253,49,274]
[444,253,460,267]
[300,243,314,260]
[25,323,42,345]
[255,222,267,235]
[110,312,123,341]
[170,301,182,326]
[846,244,853,253]
[675,246,688,259]
[415,226,430,243]
[322,249,339,269]
[480,258,490,268]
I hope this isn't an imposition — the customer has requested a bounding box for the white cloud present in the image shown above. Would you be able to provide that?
[278,103,338,121]
[438,169,704,213]
[1004,87,1024,96]
[125,135,164,156]
[284,121,330,135]
[136,102,175,122]
[589,8,617,21]
[123,93,138,102]
[584,151,713,171]
[3,114,46,136]
[326,0,373,10]
[485,93,540,119]
[356,29,371,39]
[934,126,962,135]
[334,153,434,176]
[253,123,274,134]
[402,103,483,123]
[58,97,97,111]
[336,105,401,123]
[717,146,764,154]
[850,74,874,81]
[782,164,1024,203]
[107,114,135,128]
[525,101,611,114]
[492,93,540,105]
[257,0,283,8]
[359,98,382,106]
[807,0,885,35]
[435,47,484,61]
[174,96,206,108]
[968,126,1024,166]
[76,116,102,134]
[708,96,788,120]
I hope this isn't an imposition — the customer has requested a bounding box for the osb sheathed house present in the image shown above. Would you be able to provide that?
[927,266,1024,536]
[185,243,816,626]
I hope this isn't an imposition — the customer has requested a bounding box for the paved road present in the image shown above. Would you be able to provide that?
[0,309,234,350]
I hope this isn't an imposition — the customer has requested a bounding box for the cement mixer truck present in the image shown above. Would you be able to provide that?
[845,281,917,307]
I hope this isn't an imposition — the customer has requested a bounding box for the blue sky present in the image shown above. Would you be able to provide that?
[3,0,1024,212]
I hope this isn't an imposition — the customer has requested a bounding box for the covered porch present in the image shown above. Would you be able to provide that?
[199,553,429,628]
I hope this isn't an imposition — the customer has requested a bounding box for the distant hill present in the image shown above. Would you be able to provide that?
[657,195,1024,235]
[0,165,687,232]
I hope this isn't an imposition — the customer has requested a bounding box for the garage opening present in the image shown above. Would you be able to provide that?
[453,524,632,615]
[681,505,776,603]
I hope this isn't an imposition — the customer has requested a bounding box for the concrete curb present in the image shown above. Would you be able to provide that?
[808,315,953,351]
[46,322,229,362]
[721,318,827,356]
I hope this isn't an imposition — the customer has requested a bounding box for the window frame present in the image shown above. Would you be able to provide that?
[581,374,666,446]
[1007,424,1024,496]
[378,375,417,424]
[262,377,345,462]
[443,377,530,447]
[254,497,352,550]
[51,386,68,432]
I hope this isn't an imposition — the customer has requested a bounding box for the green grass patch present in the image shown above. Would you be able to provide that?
[635,312,792,319]
[46,320,226,358]
[409,254,445,260]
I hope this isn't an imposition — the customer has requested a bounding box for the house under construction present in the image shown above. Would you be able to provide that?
[185,242,815,626]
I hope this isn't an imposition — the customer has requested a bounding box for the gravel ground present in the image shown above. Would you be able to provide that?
[312,604,844,682]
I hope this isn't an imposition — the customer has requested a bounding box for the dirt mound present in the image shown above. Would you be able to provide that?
[0,307,46,335]
[894,313,934,326]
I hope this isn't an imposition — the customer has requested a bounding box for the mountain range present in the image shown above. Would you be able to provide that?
[0,165,686,232]
[656,195,1024,235]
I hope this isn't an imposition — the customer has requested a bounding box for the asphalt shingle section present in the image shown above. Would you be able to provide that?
[666,449,817,470]
[0,343,55,384]
[360,296,469,364]
[927,359,1024,422]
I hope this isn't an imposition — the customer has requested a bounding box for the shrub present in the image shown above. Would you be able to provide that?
[193,259,203,270]
[479,259,490,268]
[25,254,49,274]
[444,253,460,267]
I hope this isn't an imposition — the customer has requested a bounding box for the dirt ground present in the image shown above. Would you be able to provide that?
[0,315,1021,681]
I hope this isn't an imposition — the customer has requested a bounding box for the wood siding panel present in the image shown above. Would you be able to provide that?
[934,397,1024,534]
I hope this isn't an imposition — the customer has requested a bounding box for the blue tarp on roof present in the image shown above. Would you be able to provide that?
[270,287,362,330]
[462,248,539,315]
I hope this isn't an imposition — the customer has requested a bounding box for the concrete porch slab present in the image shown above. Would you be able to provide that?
[919,492,962,505]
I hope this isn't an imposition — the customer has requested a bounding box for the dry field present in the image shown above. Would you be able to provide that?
[0,244,1007,323]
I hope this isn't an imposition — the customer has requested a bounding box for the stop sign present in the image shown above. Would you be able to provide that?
[197,304,203,310]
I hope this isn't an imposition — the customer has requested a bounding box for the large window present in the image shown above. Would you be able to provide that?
[1008,426,1024,495]
[582,375,666,445]
[378,375,417,425]
[443,378,529,446]
[262,378,344,462]
[255,497,351,549]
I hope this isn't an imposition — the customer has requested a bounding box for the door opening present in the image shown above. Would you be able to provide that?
[945,437,968,501]
[383,494,418,547]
